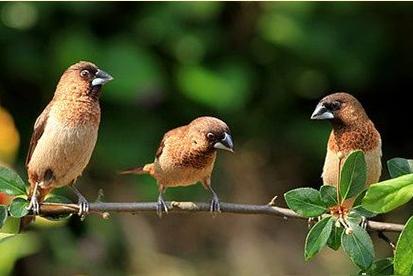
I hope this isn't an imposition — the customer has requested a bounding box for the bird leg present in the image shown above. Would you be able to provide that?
[156,188,168,218]
[70,184,89,219]
[26,181,40,215]
[208,186,221,214]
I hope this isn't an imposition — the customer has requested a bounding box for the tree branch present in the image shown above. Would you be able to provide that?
[37,201,405,233]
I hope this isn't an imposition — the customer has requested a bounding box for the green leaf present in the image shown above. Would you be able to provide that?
[394,216,413,275]
[0,233,16,244]
[320,185,338,207]
[9,198,29,218]
[339,150,367,201]
[353,190,377,218]
[0,205,7,228]
[327,223,343,251]
[360,258,393,275]
[304,217,333,260]
[387,158,413,178]
[43,195,73,221]
[284,188,327,217]
[362,174,413,213]
[0,167,27,196]
[341,222,375,270]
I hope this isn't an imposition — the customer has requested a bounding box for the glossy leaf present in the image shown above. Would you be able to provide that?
[304,217,333,260]
[341,222,375,270]
[362,174,413,213]
[394,216,413,275]
[339,150,367,201]
[320,185,338,207]
[0,205,7,228]
[0,167,27,196]
[0,233,16,243]
[9,198,29,218]
[387,158,413,178]
[284,188,327,217]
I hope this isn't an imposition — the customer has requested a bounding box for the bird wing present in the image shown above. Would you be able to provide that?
[25,103,52,167]
[155,126,186,160]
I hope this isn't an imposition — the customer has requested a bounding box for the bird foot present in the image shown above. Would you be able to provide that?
[156,197,168,218]
[26,196,40,215]
[210,195,221,216]
[361,216,367,230]
[77,197,90,220]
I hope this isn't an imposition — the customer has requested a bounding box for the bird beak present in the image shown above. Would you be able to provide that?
[92,69,114,86]
[311,103,334,120]
[214,132,234,152]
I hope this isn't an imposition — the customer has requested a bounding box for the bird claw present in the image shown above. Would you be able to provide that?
[156,197,168,218]
[361,216,367,230]
[26,196,40,215]
[210,195,221,215]
[77,197,90,220]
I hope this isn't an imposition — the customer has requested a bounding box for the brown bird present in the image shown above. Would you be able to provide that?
[25,61,113,218]
[311,92,382,207]
[120,116,234,216]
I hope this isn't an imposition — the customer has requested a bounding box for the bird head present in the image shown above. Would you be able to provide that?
[189,116,234,153]
[56,61,113,99]
[311,92,368,126]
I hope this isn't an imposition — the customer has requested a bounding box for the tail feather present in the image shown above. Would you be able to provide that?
[119,163,153,175]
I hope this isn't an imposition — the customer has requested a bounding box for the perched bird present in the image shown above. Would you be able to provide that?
[311,92,382,206]
[120,116,234,216]
[25,61,113,219]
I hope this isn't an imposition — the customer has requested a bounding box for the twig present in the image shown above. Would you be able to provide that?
[36,201,405,233]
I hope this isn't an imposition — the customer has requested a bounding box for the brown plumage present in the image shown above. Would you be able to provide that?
[311,92,382,207]
[120,116,234,216]
[24,61,113,225]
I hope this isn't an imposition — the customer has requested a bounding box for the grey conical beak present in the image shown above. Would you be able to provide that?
[92,69,114,86]
[311,103,334,120]
[214,132,234,152]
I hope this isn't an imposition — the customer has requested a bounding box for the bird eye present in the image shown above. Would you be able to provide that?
[207,133,215,140]
[80,69,90,78]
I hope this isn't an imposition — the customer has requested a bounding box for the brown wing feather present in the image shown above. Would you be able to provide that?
[25,103,52,167]
[155,126,187,160]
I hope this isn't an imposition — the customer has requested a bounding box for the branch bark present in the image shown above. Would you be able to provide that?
[37,201,405,233]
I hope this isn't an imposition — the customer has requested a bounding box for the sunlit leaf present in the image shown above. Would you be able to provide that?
[304,216,333,260]
[394,216,413,275]
[341,222,374,270]
[9,198,29,218]
[0,167,26,196]
[320,185,337,207]
[284,188,327,217]
[339,150,367,201]
[362,174,413,213]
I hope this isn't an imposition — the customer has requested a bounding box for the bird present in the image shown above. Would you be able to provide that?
[120,116,234,217]
[25,61,113,221]
[311,92,382,207]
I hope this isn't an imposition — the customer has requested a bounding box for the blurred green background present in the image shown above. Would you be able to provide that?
[1,2,413,275]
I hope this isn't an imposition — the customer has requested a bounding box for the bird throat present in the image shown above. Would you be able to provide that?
[88,85,102,101]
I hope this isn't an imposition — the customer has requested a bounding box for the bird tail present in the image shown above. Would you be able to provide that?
[119,163,154,176]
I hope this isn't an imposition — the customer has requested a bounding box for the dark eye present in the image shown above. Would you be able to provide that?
[80,69,90,78]
[327,101,341,111]
[207,133,215,140]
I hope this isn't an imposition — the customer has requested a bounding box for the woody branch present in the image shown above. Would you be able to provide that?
[36,201,404,233]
